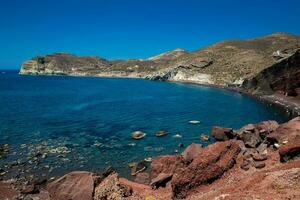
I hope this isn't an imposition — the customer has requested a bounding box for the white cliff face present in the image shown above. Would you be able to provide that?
[170,71,213,84]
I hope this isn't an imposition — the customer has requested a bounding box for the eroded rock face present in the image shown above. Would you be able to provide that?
[47,171,97,200]
[171,140,241,199]
[279,139,300,162]
[211,126,235,141]
[181,143,203,163]
[150,155,187,180]
[94,173,132,200]
[267,117,300,144]
[238,124,262,148]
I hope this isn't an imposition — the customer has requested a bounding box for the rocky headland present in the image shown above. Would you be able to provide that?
[19,32,300,115]
[1,117,300,199]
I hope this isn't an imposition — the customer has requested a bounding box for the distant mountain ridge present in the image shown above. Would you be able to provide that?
[20,32,300,96]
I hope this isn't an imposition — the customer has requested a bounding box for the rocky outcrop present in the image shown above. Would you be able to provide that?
[20,33,300,87]
[1,118,300,200]
[47,171,98,200]
[243,48,300,96]
[171,140,241,199]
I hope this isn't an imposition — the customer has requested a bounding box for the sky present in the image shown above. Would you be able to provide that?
[0,0,300,69]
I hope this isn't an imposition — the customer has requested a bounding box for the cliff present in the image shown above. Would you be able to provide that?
[20,33,300,91]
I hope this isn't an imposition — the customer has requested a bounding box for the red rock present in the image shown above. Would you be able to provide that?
[252,153,268,161]
[47,171,98,200]
[171,140,241,199]
[134,172,150,185]
[252,161,266,169]
[0,181,20,200]
[181,143,203,162]
[256,120,279,133]
[279,139,300,162]
[150,155,187,180]
[267,117,300,144]
[211,126,235,141]
[94,173,132,200]
[150,173,173,189]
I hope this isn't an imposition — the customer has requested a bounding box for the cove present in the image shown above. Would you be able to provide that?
[0,70,289,178]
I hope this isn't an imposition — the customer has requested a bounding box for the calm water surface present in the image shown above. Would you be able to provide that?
[0,70,288,178]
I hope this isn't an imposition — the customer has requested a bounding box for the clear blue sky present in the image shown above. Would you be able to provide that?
[1,0,300,69]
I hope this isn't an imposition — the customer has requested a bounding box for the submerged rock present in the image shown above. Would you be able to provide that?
[155,130,168,137]
[131,131,146,140]
[200,134,210,141]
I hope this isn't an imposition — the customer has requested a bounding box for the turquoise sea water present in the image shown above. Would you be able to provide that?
[0,70,288,179]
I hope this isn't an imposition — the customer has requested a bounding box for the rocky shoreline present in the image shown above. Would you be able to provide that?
[1,117,300,199]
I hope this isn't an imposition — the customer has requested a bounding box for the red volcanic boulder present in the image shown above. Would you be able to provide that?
[279,139,300,162]
[267,117,300,144]
[150,173,173,189]
[150,155,187,180]
[181,143,203,162]
[256,120,279,133]
[134,172,150,185]
[211,126,235,141]
[238,124,262,148]
[47,171,98,200]
[171,141,241,199]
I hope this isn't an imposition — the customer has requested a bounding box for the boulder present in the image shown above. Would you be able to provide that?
[134,172,150,185]
[267,117,300,144]
[130,161,147,176]
[279,139,300,162]
[94,173,132,200]
[150,155,187,180]
[156,130,168,137]
[211,126,235,141]
[256,120,279,139]
[252,161,266,169]
[181,143,203,162]
[252,153,268,161]
[131,131,146,140]
[171,141,241,199]
[150,173,173,189]
[47,171,98,200]
[238,124,262,148]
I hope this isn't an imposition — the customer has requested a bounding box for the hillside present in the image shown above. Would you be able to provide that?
[20,33,300,90]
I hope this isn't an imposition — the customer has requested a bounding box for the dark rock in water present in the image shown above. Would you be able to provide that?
[200,134,210,141]
[134,172,150,185]
[171,141,241,199]
[155,130,168,137]
[211,126,235,141]
[178,143,184,148]
[150,173,173,189]
[47,171,98,200]
[0,144,10,159]
[279,139,300,162]
[181,143,203,163]
[131,131,146,140]
[151,155,187,180]
[130,161,147,176]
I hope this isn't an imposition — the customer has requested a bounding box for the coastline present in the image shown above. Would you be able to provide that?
[19,71,300,119]
[1,71,299,199]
